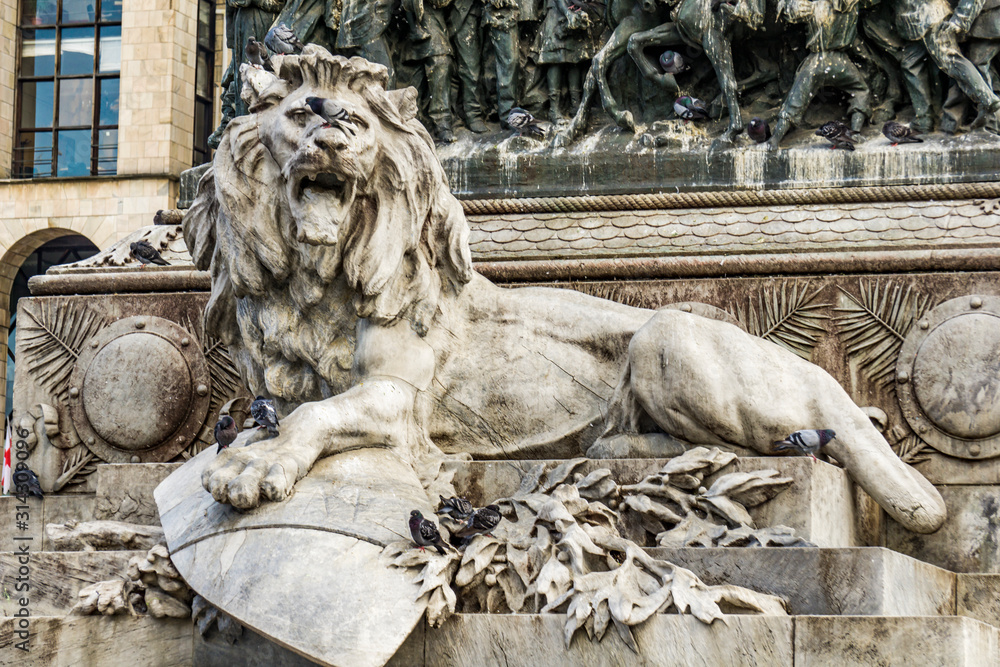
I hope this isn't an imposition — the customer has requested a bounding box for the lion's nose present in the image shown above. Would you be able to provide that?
[313,132,348,153]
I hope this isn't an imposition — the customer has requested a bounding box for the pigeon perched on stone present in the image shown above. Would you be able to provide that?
[674,96,709,120]
[773,429,836,461]
[454,504,503,540]
[659,50,689,74]
[245,36,271,71]
[409,510,448,554]
[215,415,238,454]
[507,107,545,138]
[304,97,356,135]
[264,23,304,55]
[250,396,279,437]
[130,240,169,268]
[815,121,859,150]
[882,121,923,146]
[748,117,771,143]
[436,495,474,521]
[13,468,43,499]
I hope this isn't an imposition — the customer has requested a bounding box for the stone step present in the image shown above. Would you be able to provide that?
[0,550,144,616]
[959,574,1000,629]
[648,546,956,619]
[392,613,1000,667]
[0,495,97,551]
[0,615,192,666]
[452,457,867,547]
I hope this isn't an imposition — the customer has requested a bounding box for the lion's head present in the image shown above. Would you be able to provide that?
[184,48,473,409]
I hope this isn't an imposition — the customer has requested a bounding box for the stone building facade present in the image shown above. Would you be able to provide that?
[0,0,226,412]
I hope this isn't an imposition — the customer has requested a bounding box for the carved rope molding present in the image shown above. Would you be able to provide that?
[460,181,1000,215]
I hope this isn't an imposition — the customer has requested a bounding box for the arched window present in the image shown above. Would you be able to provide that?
[5,234,99,416]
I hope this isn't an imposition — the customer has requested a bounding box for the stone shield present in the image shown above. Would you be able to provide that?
[155,447,431,667]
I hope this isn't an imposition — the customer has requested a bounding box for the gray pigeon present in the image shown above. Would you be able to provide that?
[747,117,771,143]
[659,50,689,74]
[773,429,836,461]
[507,107,545,138]
[130,240,169,268]
[250,395,279,437]
[436,495,474,521]
[13,468,43,499]
[215,415,238,454]
[453,504,502,540]
[245,36,272,72]
[304,97,356,135]
[674,96,709,120]
[815,120,859,150]
[265,23,304,55]
[409,510,448,554]
[882,121,923,145]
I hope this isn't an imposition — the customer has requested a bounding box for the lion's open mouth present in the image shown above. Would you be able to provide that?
[289,170,356,245]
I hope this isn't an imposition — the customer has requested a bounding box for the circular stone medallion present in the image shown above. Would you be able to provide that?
[67,316,211,463]
[897,296,1000,459]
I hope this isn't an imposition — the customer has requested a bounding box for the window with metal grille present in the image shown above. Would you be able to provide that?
[14,0,122,178]
[192,0,216,166]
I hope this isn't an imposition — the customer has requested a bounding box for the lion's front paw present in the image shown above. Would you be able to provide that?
[201,434,316,509]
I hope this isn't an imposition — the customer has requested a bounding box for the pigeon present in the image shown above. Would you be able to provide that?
[214,415,238,454]
[245,36,271,71]
[409,510,448,554]
[773,429,836,461]
[130,240,169,268]
[659,50,689,74]
[264,22,304,55]
[507,107,546,138]
[304,97,356,135]
[748,117,771,143]
[674,96,709,120]
[816,120,859,150]
[436,495,474,521]
[882,121,923,146]
[250,395,279,437]
[13,469,43,499]
[454,504,503,540]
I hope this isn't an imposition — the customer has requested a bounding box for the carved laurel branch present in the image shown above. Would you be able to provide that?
[731,282,829,360]
[386,451,792,647]
[20,300,107,403]
[892,434,933,465]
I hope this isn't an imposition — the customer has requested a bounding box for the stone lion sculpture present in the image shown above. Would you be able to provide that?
[182,46,944,536]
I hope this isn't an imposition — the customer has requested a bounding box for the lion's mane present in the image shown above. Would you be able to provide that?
[184,50,473,413]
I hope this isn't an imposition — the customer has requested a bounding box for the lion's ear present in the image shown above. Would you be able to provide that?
[386,87,419,123]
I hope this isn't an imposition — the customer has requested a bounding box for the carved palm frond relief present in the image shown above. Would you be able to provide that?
[732,283,829,360]
[834,281,933,388]
[54,446,97,491]
[20,301,107,402]
[892,434,933,465]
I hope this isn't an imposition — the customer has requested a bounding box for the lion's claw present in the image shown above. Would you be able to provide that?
[201,436,311,509]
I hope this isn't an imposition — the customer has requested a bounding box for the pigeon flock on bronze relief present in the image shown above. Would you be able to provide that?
[211,0,1000,151]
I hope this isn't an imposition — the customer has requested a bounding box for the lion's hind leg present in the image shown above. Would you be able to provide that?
[618,309,946,534]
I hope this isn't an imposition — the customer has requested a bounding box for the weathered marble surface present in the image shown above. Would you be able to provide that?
[887,485,1000,573]
[156,446,432,667]
[95,464,181,526]
[0,616,193,667]
[0,551,143,616]
[794,616,1000,667]
[650,547,955,617]
[959,574,1000,629]
[420,613,794,666]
